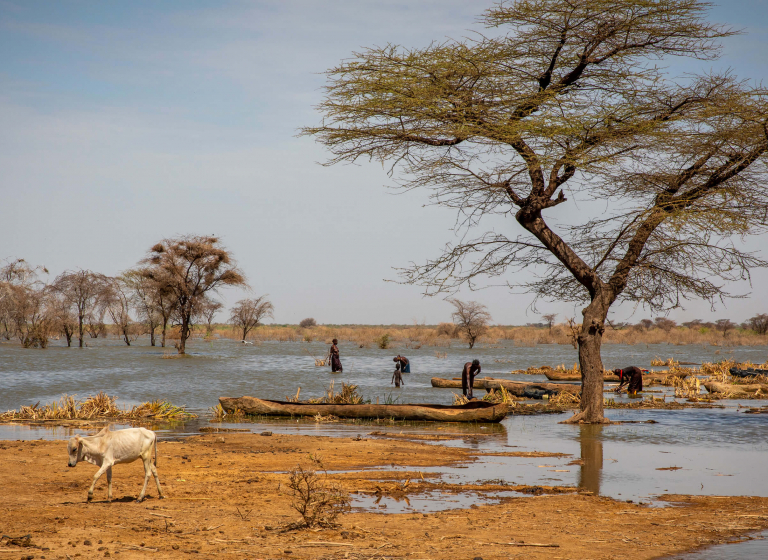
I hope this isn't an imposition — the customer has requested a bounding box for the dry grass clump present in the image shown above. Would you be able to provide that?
[482,386,520,404]
[209,403,245,420]
[1,393,195,421]
[671,376,702,398]
[452,392,470,405]
[651,356,680,367]
[549,391,581,407]
[308,381,368,405]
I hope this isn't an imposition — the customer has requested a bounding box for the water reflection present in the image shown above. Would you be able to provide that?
[578,425,604,495]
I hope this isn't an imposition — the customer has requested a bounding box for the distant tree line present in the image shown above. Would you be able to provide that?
[0,235,274,354]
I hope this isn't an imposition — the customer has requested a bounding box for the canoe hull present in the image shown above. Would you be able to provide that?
[430,377,580,397]
[219,396,508,423]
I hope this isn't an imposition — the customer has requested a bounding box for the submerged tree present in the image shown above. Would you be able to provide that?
[52,270,108,348]
[449,298,492,349]
[0,259,55,348]
[140,236,247,354]
[304,0,768,423]
[229,296,274,342]
[198,297,224,338]
[123,269,162,346]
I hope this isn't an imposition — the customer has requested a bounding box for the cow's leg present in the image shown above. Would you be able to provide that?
[106,466,113,502]
[137,457,152,502]
[87,463,110,502]
[150,463,164,499]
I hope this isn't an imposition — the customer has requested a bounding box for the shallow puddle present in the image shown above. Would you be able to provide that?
[351,489,528,513]
[663,530,768,559]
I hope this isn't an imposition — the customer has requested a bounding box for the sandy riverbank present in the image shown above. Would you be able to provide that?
[1,432,767,559]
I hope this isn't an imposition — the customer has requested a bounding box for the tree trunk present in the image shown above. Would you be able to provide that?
[241,326,248,342]
[161,317,167,348]
[178,315,190,354]
[78,313,84,348]
[149,326,155,347]
[563,297,611,424]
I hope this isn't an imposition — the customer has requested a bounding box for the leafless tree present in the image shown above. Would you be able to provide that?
[123,269,162,346]
[102,276,138,346]
[304,0,768,424]
[542,314,556,333]
[638,319,655,331]
[654,317,677,333]
[449,299,491,349]
[52,270,108,347]
[747,313,768,335]
[140,236,248,354]
[0,260,56,348]
[50,294,78,347]
[198,297,223,338]
[229,296,274,341]
[299,317,317,328]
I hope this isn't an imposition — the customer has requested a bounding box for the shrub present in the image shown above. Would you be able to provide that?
[300,318,317,328]
[378,333,390,349]
[287,456,350,528]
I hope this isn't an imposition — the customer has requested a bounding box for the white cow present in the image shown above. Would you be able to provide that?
[67,425,164,503]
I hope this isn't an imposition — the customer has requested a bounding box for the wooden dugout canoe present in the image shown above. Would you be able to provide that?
[430,377,580,397]
[543,370,689,382]
[219,396,508,423]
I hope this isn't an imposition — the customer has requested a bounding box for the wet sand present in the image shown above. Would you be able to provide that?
[2,432,768,559]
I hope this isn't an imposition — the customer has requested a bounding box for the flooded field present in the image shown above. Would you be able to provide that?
[2,337,767,505]
[2,336,767,411]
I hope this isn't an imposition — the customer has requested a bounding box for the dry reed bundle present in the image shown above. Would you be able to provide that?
[549,391,581,406]
[452,392,470,405]
[1,393,195,421]
[482,386,520,404]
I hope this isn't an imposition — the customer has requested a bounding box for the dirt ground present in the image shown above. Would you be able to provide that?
[1,430,767,560]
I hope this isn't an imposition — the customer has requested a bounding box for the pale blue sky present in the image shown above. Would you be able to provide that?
[2,1,767,325]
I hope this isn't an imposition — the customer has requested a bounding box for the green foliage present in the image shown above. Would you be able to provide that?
[377,333,390,349]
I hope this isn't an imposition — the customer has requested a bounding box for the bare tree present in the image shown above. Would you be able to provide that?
[122,269,162,346]
[304,0,768,424]
[52,270,108,348]
[715,318,736,337]
[50,294,78,347]
[542,314,556,333]
[747,313,768,335]
[229,296,274,342]
[102,276,138,346]
[449,299,491,349]
[140,236,248,354]
[198,297,223,338]
[0,260,56,348]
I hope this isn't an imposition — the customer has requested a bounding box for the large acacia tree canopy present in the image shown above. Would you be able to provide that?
[303,0,768,313]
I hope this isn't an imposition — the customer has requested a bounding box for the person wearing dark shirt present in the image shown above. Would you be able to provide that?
[461,359,481,399]
[613,366,643,395]
[330,339,342,373]
[393,355,410,373]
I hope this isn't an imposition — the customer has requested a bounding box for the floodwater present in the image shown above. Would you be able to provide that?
[2,337,768,509]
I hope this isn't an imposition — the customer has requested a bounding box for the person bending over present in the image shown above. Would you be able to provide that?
[613,366,643,395]
[393,355,410,373]
[461,359,481,399]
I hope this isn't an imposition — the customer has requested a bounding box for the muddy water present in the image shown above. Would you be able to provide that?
[2,337,767,510]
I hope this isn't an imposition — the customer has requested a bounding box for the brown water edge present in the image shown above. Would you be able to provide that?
[2,433,767,560]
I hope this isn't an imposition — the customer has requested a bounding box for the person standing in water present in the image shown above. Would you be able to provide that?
[613,366,643,395]
[461,359,481,399]
[329,339,342,373]
[392,362,404,388]
[393,355,410,373]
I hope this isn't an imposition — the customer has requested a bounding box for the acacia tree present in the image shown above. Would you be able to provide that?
[449,298,492,349]
[747,313,768,335]
[304,0,768,423]
[140,236,247,354]
[229,296,274,341]
[52,270,108,347]
[542,313,557,333]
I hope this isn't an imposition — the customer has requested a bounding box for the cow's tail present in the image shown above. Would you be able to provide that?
[154,433,158,467]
